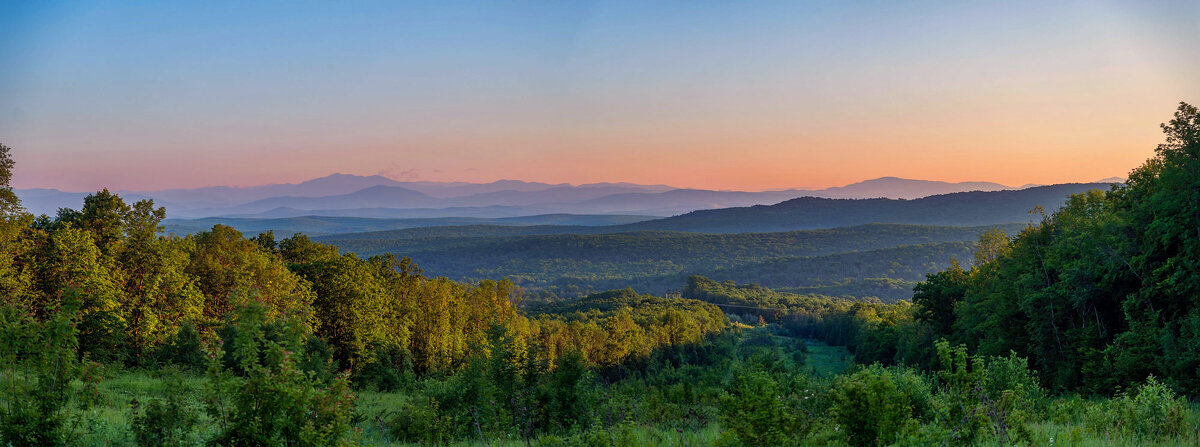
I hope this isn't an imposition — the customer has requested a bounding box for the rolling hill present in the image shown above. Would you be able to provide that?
[305,181,1110,239]
[317,223,1025,298]
[617,183,1111,233]
[163,214,655,237]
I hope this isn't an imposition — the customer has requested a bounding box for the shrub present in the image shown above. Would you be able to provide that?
[1085,376,1187,440]
[384,396,454,445]
[298,334,339,383]
[158,322,206,370]
[718,367,799,447]
[829,365,927,447]
[204,300,356,446]
[353,342,415,392]
[542,349,596,432]
[981,351,1044,411]
[0,293,87,447]
[130,375,200,447]
[932,340,1041,445]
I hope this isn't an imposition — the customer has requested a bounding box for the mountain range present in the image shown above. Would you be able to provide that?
[308,182,1110,240]
[15,173,1121,219]
[616,183,1113,233]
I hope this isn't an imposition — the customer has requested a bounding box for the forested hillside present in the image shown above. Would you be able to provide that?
[156,181,1111,237]
[621,182,1109,233]
[901,103,1200,394]
[319,223,1019,298]
[162,214,652,237]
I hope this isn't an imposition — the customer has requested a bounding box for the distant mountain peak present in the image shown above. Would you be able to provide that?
[301,173,398,183]
[809,177,1014,200]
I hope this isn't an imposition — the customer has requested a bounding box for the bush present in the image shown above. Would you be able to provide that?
[0,293,87,447]
[299,333,340,383]
[130,375,200,447]
[158,322,206,370]
[542,349,596,432]
[384,396,454,445]
[353,342,415,392]
[829,365,929,447]
[718,367,800,447]
[1085,376,1187,440]
[932,340,1040,445]
[204,300,356,446]
[981,351,1044,411]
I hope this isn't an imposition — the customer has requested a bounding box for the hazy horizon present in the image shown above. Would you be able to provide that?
[3,1,1196,192]
[13,171,1126,195]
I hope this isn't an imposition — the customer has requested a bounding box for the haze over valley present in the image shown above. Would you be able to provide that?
[18,173,1119,220]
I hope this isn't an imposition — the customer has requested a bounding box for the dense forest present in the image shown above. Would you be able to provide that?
[1,103,1199,446]
[319,224,1021,299]
[162,215,654,238]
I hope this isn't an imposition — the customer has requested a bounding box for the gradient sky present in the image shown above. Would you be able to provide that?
[2,1,1198,192]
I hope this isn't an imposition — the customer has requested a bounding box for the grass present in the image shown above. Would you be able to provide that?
[17,330,1200,446]
[59,369,722,446]
[355,422,722,446]
[796,338,853,378]
[73,369,214,446]
[1027,421,1200,447]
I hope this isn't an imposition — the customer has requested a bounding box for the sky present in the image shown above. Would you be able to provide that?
[2,1,1198,192]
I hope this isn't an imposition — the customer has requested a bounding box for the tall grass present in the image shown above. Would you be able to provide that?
[20,331,1200,446]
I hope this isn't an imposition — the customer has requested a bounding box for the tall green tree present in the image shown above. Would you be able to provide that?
[912,258,967,336]
[39,226,127,361]
[113,199,205,360]
[1111,102,1200,391]
[76,189,131,257]
[186,225,314,331]
[0,143,34,307]
[289,251,391,370]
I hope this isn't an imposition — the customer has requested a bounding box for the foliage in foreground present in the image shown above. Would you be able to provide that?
[203,300,356,446]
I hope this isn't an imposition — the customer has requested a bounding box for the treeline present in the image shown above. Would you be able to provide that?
[681,276,923,367]
[907,104,1200,394]
[4,191,521,376]
[523,289,727,369]
[320,223,1011,268]
[0,143,733,444]
[778,278,916,302]
[0,158,726,383]
[379,291,731,445]
[702,241,975,301]
[690,103,1200,397]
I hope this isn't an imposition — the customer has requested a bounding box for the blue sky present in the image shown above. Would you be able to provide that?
[2,1,1198,191]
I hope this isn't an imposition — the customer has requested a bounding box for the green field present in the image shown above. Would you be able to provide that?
[53,327,1200,446]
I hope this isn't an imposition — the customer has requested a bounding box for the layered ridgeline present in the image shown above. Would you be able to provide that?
[161,214,654,237]
[21,173,1108,222]
[619,182,1109,233]
[156,180,1109,237]
[307,184,1109,299]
